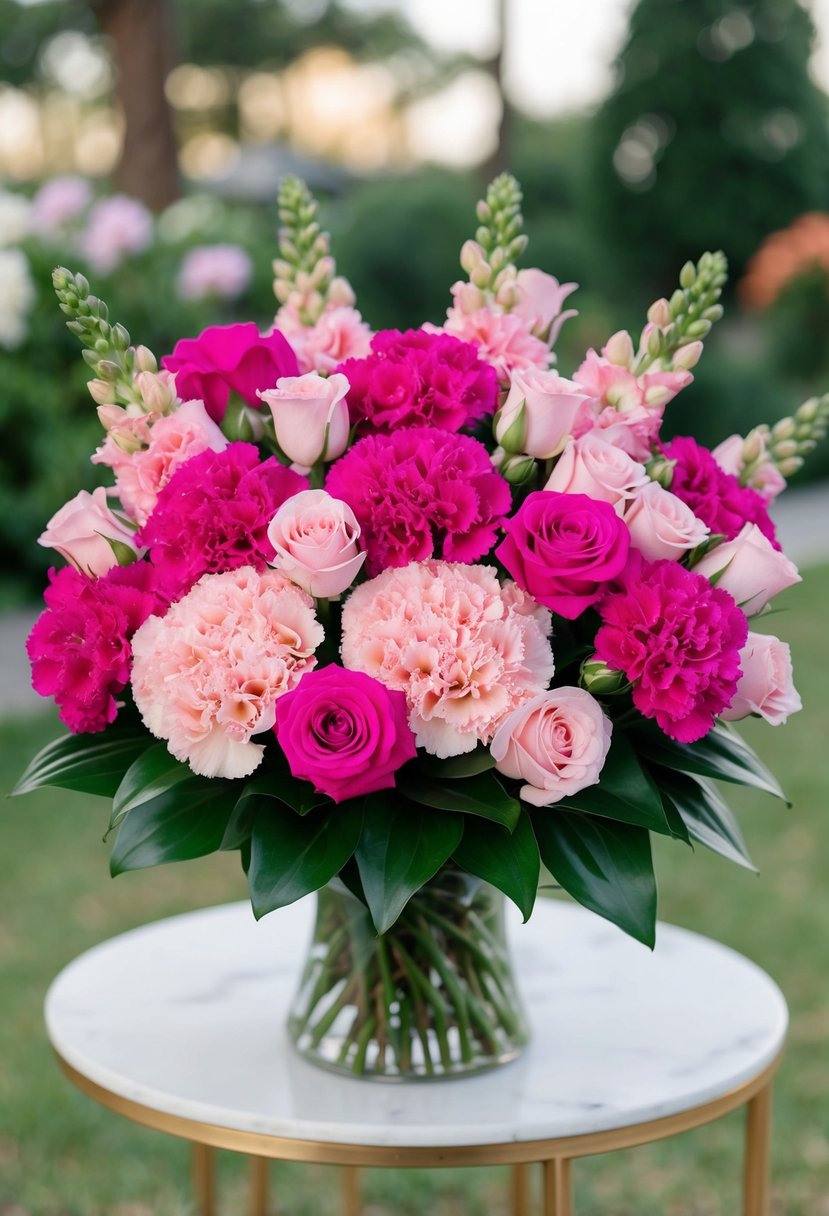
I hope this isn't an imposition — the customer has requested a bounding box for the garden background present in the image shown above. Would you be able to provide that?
[1,0,828,1211]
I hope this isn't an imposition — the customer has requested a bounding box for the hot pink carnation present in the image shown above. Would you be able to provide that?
[341,560,554,758]
[663,436,779,548]
[276,304,372,373]
[137,442,307,602]
[131,566,323,779]
[336,328,497,434]
[161,323,299,422]
[27,562,162,734]
[594,557,749,743]
[326,427,511,576]
[440,298,551,383]
[275,665,416,802]
[93,399,228,526]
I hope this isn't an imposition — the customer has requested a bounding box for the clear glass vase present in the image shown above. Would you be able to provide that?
[287,870,530,1080]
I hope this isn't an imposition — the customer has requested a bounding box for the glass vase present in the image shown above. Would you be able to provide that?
[287,870,530,1080]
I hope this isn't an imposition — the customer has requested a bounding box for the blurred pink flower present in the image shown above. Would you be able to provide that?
[177,244,254,301]
[81,195,153,275]
[29,176,92,237]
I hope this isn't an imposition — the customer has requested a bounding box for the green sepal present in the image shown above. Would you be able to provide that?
[452,811,540,921]
[355,794,464,934]
[404,769,520,832]
[247,798,363,919]
[110,778,236,874]
[656,768,756,872]
[533,811,657,948]
[633,722,789,803]
[13,728,149,799]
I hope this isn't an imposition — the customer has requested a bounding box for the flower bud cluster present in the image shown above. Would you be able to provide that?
[633,251,728,378]
[272,176,355,326]
[454,174,528,314]
[762,394,829,480]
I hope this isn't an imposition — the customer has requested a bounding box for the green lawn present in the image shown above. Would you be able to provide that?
[2,569,829,1215]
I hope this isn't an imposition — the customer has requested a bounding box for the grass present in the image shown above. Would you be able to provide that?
[1,568,829,1215]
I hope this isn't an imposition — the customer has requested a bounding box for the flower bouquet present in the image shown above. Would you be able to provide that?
[14,175,827,1080]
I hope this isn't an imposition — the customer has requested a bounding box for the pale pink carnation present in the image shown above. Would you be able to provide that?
[93,400,228,526]
[177,244,253,301]
[276,304,372,373]
[439,284,551,382]
[81,195,153,275]
[341,560,554,758]
[131,566,324,779]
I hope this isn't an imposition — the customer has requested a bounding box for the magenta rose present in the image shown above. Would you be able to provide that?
[495,491,630,619]
[275,665,416,803]
[162,323,298,422]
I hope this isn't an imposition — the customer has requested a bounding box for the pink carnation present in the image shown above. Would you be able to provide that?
[341,560,554,758]
[276,304,372,373]
[336,328,497,434]
[137,442,307,602]
[663,436,779,548]
[594,557,749,743]
[326,427,511,576]
[176,244,253,301]
[81,195,153,275]
[440,295,551,383]
[131,566,323,779]
[93,399,228,526]
[27,562,162,733]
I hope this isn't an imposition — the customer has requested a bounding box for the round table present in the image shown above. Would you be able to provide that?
[45,898,787,1216]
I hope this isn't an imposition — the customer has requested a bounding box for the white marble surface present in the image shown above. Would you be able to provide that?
[45,899,787,1148]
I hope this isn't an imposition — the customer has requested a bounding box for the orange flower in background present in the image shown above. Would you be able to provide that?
[740,213,829,310]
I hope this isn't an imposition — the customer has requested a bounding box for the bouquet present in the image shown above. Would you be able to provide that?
[15,175,826,1079]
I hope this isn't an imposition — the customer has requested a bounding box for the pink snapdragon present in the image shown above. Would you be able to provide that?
[276,304,372,373]
[92,399,228,526]
[341,560,554,758]
[594,557,748,743]
[81,195,153,275]
[27,563,162,733]
[326,427,511,575]
[131,566,323,779]
[440,291,551,383]
[177,244,253,301]
[512,269,578,344]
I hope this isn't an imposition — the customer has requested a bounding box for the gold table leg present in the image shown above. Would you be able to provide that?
[511,1162,532,1215]
[343,1164,360,1216]
[250,1155,269,1216]
[744,1082,774,1216]
[542,1159,573,1216]
[192,1142,217,1216]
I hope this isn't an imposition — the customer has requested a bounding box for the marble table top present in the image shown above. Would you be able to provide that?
[45,898,787,1149]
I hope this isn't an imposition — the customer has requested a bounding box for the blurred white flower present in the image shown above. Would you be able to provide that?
[0,249,36,349]
[0,191,32,248]
[176,243,253,301]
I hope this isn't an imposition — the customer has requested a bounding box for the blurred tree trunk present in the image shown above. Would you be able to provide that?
[482,0,512,183]
[97,0,180,211]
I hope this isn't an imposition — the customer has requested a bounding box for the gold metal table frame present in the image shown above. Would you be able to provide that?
[55,1047,781,1216]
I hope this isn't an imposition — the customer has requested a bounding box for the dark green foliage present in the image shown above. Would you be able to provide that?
[587,0,829,292]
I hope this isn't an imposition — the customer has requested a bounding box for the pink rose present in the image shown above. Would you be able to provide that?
[712,435,787,503]
[38,487,141,578]
[495,369,594,459]
[267,489,365,598]
[692,523,801,616]
[259,371,350,467]
[544,433,649,507]
[275,665,416,802]
[513,269,578,344]
[623,481,709,561]
[721,632,801,726]
[161,323,299,422]
[495,490,631,619]
[491,686,612,806]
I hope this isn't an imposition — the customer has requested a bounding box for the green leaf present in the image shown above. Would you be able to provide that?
[552,733,674,835]
[109,744,194,834]
[248,799,363,918]
[110,779,235,874]
[404,770,521,832]
[13,729,149,799]
[355,796,464,933]
[657,769,756,872]
[220,790,261,850]
[414,746,496,779]
[633,722,788,803]
[240,767,329,816]
[452,812,540,921]
[533,811,657,947]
